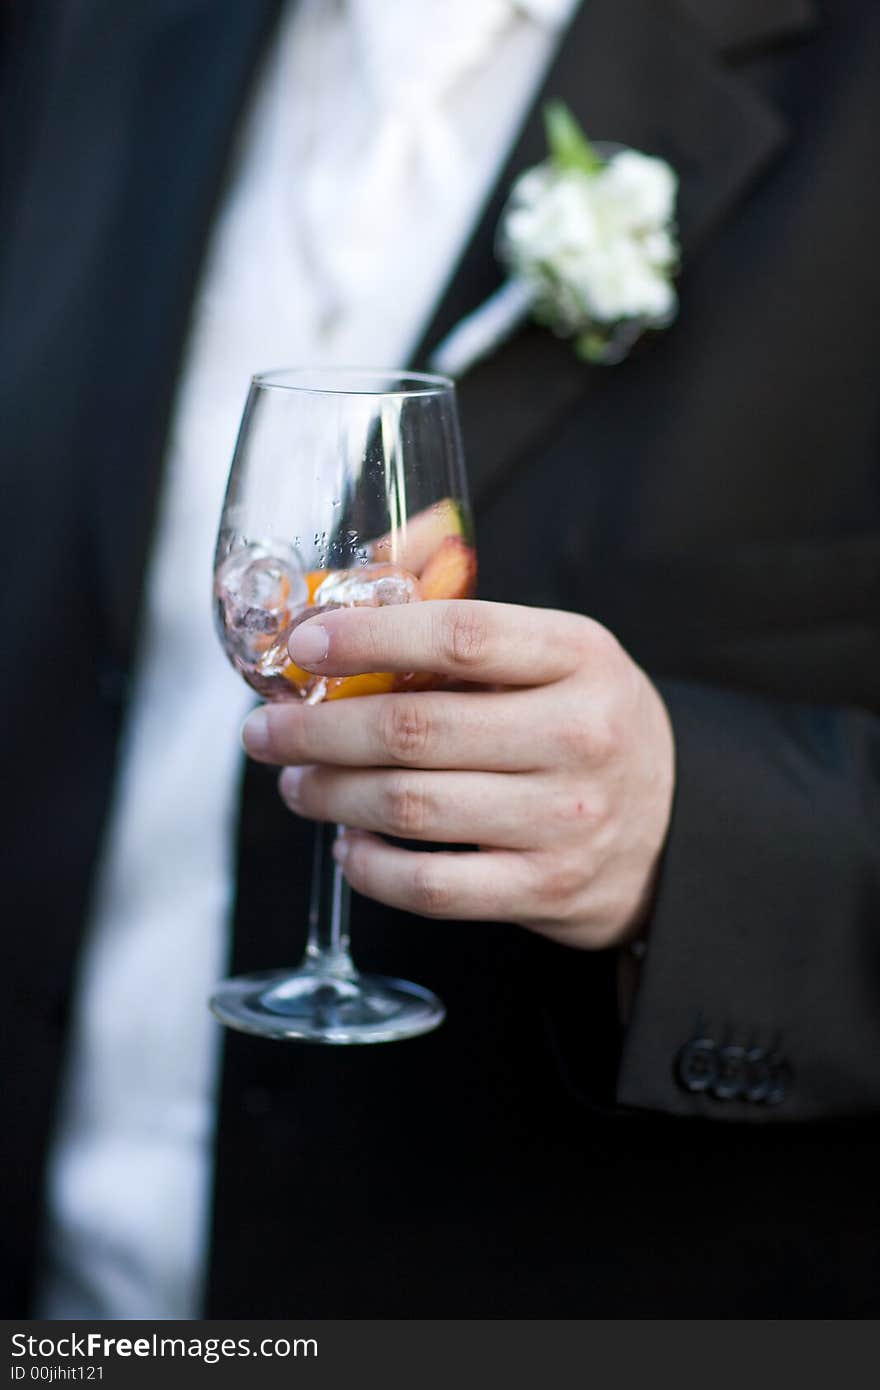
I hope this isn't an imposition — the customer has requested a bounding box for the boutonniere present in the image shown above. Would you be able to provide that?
[430,102,680,376]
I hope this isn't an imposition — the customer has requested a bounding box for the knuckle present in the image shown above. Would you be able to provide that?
[517,853,601,938]
[585,791,612,835]
[586,710,619,764]
[412,861,452,917]
[383,773,427,837]
[517,855,559,924]
[555,709,593,760]
[538,852,585,910]
[567,614,598,661]
[581,616,621,664]
[555,705,621,766]
[537,895,586,933]
[440,606,488,669]
[595,686,633,760]
[380,699,433,763]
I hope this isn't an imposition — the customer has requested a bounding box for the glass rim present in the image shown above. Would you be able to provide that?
[251,366,455,399]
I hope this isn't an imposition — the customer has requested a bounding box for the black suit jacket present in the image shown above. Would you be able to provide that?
[2,0,879,1317]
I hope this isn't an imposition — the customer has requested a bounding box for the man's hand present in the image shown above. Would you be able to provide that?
[241,601,675,950]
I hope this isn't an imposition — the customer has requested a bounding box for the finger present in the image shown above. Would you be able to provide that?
[242,688,549,771]
[334,831,536,922]
[287,600,591,686]
[279,766,543,848]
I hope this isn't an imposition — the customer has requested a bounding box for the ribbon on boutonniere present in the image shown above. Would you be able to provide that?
[430,102,680,377]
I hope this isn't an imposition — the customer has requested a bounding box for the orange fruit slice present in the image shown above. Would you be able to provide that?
[281,659,313,693]
[323,672,396,701]
[305,569,330,603]
[419,535,477,601]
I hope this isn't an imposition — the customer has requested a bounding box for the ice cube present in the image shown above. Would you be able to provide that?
[215,542,307,665]
[313,563,422,609]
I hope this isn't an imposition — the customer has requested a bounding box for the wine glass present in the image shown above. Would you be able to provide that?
[211,368,476,1043]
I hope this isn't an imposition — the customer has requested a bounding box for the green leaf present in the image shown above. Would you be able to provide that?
[543,101,603,176]
[574,330,609,363]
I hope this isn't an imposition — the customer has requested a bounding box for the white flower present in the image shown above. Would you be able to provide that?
[499,149,679,332]
[428,114,681,376]
[595,150,677,233]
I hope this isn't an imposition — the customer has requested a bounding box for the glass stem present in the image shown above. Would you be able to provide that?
[305,822,354,977]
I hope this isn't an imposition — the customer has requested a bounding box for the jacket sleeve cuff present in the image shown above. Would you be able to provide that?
[616,679,880,1122]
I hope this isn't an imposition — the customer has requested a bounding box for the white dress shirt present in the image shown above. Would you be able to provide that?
[36,0,578,1320]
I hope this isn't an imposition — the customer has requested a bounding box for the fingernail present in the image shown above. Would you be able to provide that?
[279,766,304,807]
[289,621,329,667]
[241,706,270,756]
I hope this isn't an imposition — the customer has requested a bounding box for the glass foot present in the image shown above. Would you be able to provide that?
[209,967,445,1044]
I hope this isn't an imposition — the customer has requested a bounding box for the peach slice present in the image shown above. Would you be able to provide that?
[370,498,465,575]
[419,535,477,601]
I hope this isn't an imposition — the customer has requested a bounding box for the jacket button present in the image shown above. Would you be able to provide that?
[766,1059,792,1106]
[712,1044,746,1100]
[676,1038,718,1093]
[743,1047,771,1102]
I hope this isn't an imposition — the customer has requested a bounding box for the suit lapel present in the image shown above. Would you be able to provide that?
[676,0,819,55]
[412,0,817,506]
